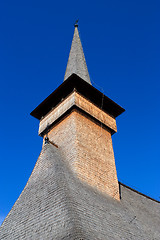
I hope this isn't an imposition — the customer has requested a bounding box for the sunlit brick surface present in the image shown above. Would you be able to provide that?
[39,91,117,135]
[48,110,119,200]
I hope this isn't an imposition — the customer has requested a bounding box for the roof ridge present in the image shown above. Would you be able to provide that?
[119,181,160,203]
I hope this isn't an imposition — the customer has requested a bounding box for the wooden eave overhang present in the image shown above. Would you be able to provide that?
[30,74,125,120]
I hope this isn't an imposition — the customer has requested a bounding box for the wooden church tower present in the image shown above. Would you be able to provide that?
[32,24,124,201]
[0,24,160,240]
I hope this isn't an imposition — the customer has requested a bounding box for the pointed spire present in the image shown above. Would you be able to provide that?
[64,23,91,85]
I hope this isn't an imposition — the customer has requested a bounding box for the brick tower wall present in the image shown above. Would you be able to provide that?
[47,110,120,200]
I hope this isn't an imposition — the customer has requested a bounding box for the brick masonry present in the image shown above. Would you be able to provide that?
[47,109,119,200]
[39,91,117,135]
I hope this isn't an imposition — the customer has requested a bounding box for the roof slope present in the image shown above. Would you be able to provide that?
[64,26,91,84]
[0,143,160,239]
[0,144,86,239]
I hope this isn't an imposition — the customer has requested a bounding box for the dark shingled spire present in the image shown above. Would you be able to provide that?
[64,23,91,84]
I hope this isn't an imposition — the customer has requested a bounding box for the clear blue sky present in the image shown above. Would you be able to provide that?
[0,0,160,224]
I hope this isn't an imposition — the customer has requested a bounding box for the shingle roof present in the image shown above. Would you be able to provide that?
[1,143,160,239]
[64,26,91,84]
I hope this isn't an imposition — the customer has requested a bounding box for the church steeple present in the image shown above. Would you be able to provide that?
[64,23,91,84]
[30,24,125,201]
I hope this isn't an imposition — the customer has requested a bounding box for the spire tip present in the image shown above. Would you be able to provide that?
[74,19,79,28]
